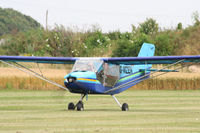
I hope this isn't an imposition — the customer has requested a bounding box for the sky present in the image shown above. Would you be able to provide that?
[0,0,200,32]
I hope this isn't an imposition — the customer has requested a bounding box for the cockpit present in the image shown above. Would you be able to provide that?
[72,59,120,87]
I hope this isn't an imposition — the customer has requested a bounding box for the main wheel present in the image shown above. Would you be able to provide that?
[68,102,75,110]
[122,103,129,111]
[77,101,84,111]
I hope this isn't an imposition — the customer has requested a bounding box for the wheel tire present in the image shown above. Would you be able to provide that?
[68,102,75,110]
[122,103,129,111]
[77,101,84,111]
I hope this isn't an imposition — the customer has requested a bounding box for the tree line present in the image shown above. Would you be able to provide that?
[0,7,200,57]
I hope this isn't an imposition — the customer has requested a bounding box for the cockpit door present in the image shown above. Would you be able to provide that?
[97,63,120,87]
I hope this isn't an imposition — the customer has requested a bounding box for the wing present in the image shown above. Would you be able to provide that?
[103,55,200,65]
[0,55,79,90]
[1,55,200,65]
[0,55,78,64]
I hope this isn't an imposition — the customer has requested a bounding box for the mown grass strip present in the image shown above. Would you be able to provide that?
[0,89,200,133]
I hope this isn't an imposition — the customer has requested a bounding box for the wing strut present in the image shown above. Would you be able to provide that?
[0,60,68,90]
[105,59,195,93]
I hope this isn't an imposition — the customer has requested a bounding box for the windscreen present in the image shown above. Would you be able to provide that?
[72,59,103,73]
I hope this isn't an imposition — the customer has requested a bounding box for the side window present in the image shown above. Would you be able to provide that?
[97,63,120,87]
[123,66,132,74]
[120,65,132,74]
[104,63,119,87]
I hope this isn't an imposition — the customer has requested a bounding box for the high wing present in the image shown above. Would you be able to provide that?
[103,55,200,65]
[0,56,78,64]
[1,55,200,65]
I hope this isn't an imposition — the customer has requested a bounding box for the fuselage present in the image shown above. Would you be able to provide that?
[64,59,151,95]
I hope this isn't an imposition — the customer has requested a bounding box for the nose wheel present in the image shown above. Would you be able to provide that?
[68,102,75,110]
[68,94,85,111]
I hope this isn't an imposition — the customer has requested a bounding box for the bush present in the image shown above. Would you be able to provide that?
[1,28,47,56]
[112,33,152,57]
[139,18,159,35]
[177,23,183,30]
[107,31,122,40]
[85,30,110,48]
[154,32,174,56]
[112,39,133,57]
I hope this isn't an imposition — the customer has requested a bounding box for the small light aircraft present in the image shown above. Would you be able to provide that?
[1,43,200,111]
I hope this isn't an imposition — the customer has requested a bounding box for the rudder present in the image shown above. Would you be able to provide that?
[138,43,155,57]
[134,43,155,70]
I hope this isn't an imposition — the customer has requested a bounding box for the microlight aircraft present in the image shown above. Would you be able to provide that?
[1,43,200,111]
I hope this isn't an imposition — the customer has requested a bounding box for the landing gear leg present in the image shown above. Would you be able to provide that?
[76,94,85,111]
[68,94,86,111]
[111,95,129,111]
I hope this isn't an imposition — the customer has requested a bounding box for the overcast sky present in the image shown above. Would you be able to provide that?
[1,0,200,32]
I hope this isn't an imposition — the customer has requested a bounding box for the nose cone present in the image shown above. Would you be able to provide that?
[64,71,97,93]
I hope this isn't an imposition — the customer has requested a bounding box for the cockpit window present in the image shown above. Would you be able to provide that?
[72,59,103,72]
[97,63,120,87]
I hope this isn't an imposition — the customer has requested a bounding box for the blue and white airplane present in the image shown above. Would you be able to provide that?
[1,43,200,111]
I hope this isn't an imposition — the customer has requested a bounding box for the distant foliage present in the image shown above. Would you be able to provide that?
[1,29,46,56]
[107,31,122,40]
[192,11,200,26]
[112,39,132,57]
[0,25,111,57]
[176,25,200,55]
[0,9,200,57]
[0,7,41,36]
[85,30,110,49]
[112,33,152,57]
[177,23,183,30]
[139,18,159,35]
[153,31,175,56]
[1,23,200,57]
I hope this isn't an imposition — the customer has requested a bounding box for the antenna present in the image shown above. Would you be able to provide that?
[46,10,48,30]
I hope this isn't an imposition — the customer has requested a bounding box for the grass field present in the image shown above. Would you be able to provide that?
[0,89,200,133]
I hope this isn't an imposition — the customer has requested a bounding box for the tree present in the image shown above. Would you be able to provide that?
[154,32,174,56]
[192,11,200,26]
[112,33,151,57]
[112,39,133,57]
[177,23,183,30]
[139,18,159,35]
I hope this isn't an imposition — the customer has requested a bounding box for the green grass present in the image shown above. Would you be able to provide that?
[0,89,200,133]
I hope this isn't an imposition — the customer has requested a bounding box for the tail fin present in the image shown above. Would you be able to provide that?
[138,43,155,57]
[134,43,155,70]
